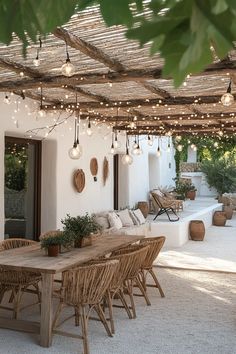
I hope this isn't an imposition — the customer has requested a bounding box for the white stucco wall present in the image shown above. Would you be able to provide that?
[0,94,114,238]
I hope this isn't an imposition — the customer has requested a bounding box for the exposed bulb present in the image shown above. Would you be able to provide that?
[61,59,75,77]
[87,127,93,136]
[135,145,143,155]
[38,108,46,117]
[167,144,171,152]
[213,142,219,148]
[175,135,182,142]
[193,146,197,151]
[132,142,138,149]
[147,136,153,146]
[110,143,115,154]
[190,144,195,149]
[121,153,133,165]
[4,95,10,104]
[221,92,234,106]
[156,147,161,157]
[33,57,40,67]
[114,139,121,149]
[177,144,183,152]
[68,143,82,159]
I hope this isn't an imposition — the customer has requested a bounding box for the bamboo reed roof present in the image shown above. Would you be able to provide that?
[0,6,236,136]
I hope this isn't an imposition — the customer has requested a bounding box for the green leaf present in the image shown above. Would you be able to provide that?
[99,0,133,27]
[212,0,228,14]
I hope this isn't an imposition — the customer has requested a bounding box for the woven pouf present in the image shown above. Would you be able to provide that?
[137,201,149,218]
[223,206,234,220]
[189,220,205,241]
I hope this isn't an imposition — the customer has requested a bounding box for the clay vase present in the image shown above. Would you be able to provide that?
[213,211,227,226]
[186,190,196,200]
[223,206,234,220]
[189,220,205,241]
[47,244,59,257]
[138,201,149,218]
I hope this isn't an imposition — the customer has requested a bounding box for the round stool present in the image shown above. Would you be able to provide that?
[189,220,205,241]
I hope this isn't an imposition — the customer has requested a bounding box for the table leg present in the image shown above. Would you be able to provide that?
[40,273,54,347]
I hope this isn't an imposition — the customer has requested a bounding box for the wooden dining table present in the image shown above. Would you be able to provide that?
[0,233,144,347]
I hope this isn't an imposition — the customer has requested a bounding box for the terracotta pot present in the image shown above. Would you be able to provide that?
[47,244,59,257]
[137,201,149,218]
[189,220,205,241]
[74,235,92,248]
[213,211,227,226]
[186,190,196,200]
[223,206,234,220]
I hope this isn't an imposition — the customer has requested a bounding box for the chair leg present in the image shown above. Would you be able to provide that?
[135,276,151,306]
[106,291,115,334]
[75,306,80,327]
[13,287,23,319]
[116,289,133,319]
[80,305,89,354]
[95,303,113,337]
[52,301,65,330]
[126,280,136,319]
[149,269,165,298]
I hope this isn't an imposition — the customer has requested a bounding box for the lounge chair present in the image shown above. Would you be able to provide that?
[151,191,180,222]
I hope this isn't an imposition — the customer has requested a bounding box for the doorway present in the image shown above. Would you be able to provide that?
[4,137,42,240]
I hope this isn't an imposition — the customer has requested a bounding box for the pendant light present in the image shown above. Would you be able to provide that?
[113,130,121,149]
[4,94,10,104]
[221,79,234,106]
[86,116,93,136]
[132,135,138,150]
[61,42,75,77]
[68,116,82,159]
[167,137,171,152]
[135,135,143,155]
[38,87,46,117]
[177,144,183,152]
[33,38,42,67]
[156,137,161,157]
[122,134,133,165]
[147,135,153,146]
[110,130,115,154]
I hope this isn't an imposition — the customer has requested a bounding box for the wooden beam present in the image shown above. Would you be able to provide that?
[42,94,224,110]
[0,57,42,78]
[53,27,125,72]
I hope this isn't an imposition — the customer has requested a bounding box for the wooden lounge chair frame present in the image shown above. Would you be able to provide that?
[151,192,179,222]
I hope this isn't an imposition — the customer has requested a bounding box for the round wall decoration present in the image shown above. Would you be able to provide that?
[74,169,85,193]
[90,157,98,177]
[103,157,109,186]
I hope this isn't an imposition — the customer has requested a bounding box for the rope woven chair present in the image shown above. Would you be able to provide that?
[139,236,166,298]
[111,244,150,318]
[151,191,179,222]
[52,260,119,354]
[86,249,143,334]
[0,238,41,319]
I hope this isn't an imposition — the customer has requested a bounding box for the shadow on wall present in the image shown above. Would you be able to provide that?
[41,139,57,233]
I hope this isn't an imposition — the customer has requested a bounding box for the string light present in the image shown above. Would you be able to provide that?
[147,135,153,146]
[86,116,93,136]
[61,42,75,77]
[221,79,234,106]
[68,115,82,159]
[121,134,133,165]
[33,38,42,67]
[4,94,10,104]
[156,137,161,157]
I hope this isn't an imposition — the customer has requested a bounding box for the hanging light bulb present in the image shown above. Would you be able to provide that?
[190,143,196,150]
[193,145,197,151]
[113,131,121,149]
[86,117,93,136]
[110,142,115,154]
[213,141,219,148]
[68,116,82,159]
[175,135,182,142]
[38,87,46,117]
[33,38,42,67]
[61,42,75,77]
[122,134,133,165]
[177,144,183,152]
[147,135,153,146]
[167,137,171,152]
[156,138,161,157]
[4,94,10,104]
[221,80,234,106]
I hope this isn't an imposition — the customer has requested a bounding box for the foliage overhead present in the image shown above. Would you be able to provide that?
[0,1,236,85]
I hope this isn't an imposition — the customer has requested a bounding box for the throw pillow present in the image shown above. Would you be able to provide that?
[129,210,140,225]
[117,209,134,227]
[133,209,146,224]
[94,216,110,230]
[108,212,123,229]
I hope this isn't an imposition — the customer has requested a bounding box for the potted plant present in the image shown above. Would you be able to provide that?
[61,213,101,248]
[185,183,197,200]
[173,178,190,200]
[39,230,73,257]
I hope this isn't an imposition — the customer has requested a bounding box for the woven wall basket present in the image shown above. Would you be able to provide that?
[74,169,85,193]
[103,157,109,186]
[90,157,98,176]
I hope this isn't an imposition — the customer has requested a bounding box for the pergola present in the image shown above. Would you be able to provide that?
[0,7,236,137]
